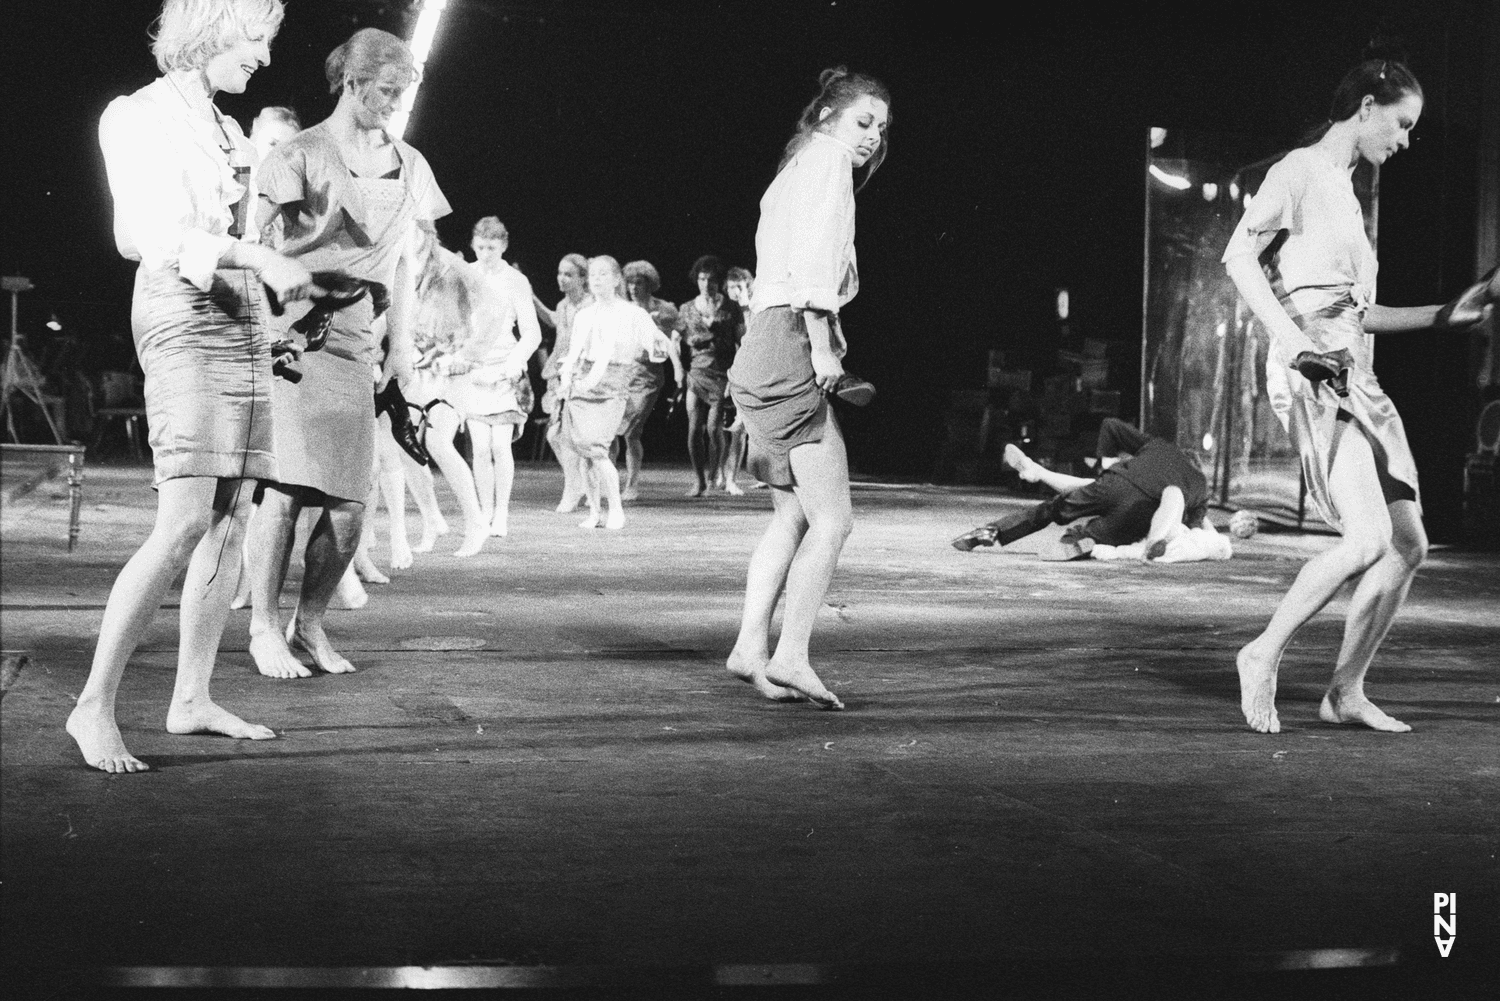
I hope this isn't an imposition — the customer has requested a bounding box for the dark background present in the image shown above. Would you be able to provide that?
[2,0,1491,539]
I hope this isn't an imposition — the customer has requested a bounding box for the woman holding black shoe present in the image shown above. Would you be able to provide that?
[723,67,890,710]
[1222,54,1497,735]
[245,27,451,681]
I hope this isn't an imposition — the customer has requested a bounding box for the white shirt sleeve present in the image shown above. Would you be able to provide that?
[98,95,236,292]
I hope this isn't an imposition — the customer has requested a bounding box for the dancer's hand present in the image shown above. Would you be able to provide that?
[258,252,323,303]
[810,347,845,392]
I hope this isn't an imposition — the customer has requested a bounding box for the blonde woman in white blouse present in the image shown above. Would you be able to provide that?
[724,68,891,710]
[70,0,320,773]
[1223,57,1495,735]
[559,257,672,530]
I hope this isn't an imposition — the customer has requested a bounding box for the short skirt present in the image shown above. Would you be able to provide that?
[131,265,277,485]
[1269,296,1420,532]
[685,366,728,405]
[452,365,534,428]
[726,306,831,488]
[561,361,631,461]
[618,361,666,438]
[269,299,377,503]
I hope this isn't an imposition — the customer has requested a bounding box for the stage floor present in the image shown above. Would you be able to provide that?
[3,461,1497,997]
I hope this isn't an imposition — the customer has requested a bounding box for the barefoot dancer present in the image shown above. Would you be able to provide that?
[725,67,892,709]
[619,260,684,501]
[1222,56,1496,733]
[674,255,745,496]
[558,256,672,530]
[537,254,593,513]
[452,217,542,539]
[247,28,449,680]
[72,0,313,772]
[720,266,755,494]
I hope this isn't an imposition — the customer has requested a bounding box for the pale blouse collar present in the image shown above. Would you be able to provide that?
[808,129,857,163]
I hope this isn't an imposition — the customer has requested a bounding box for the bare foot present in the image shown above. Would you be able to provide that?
[605,508,625,530]
[1319,690,1411,732]
[353,550,389,584]
[1236,641,1280,734]
[452,525,488,558]
[726,649,803,702]
[67,701,149,773]
[230,578,252,610]
[765,659,844,710]
[287,617,357,674]
[330,569,368,610]
[620,487,641,502]
[389,536,414,570]
[579,507,600,530]
[724,480,745,496]
[166,697,276,740]
[685,483,706,498]
[556,493,584,514]
[250,630,312,679]
[1003,443,1043,482]
[489,515,508,538]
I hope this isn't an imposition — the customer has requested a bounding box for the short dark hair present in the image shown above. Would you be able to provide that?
[688,255,726,286]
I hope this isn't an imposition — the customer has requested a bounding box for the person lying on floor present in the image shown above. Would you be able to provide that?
[951,417,1210,560]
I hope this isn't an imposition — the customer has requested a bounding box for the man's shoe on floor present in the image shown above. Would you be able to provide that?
[1038,536,1095,561]
[951,525,1000,551]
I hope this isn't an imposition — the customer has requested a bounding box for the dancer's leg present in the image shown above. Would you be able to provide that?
[469,420,498,524]
[722,423,748,495]
[1320,498,1425,732]
[375,415,413,569]
[288,499,365,674]
[622,432,645,501]
[597,456,624,530]
[351,474,390,585]
[579,451,604,529]
[402,453,447,552]
[426,405,487,557]
[166,478,276,740]
[229,500,258,609]
[67,476,219,772]
[706,398,727,488]
[727,485,807,702]
[490,425,516,536]
[763,417,853,708]
[246,484,312,679]
[1236,427,1393,733]
[685,391,708,496]
[1004,443,1094,493]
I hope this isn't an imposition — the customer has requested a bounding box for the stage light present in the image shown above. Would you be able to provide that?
[1149,164,1190,190]
[389,0,450,140]
[1201,183,1218,201]
[1229,180,1241,200]
[46,312,62,331]
[1055,288,1070,321]
[1203,433,1214,451]
[1150,127,1167,149]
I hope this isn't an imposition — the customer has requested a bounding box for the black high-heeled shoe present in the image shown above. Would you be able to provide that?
[831,373,876,407]
[374,378,430,466]
[1293,350,1351,399]
[265,272,384,353]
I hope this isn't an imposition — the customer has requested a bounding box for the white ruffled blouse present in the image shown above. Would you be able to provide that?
[98,78,259,292]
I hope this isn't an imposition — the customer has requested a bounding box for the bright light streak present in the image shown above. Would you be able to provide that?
[389,0,449,140]
[1149,164,1190,190]
[1201,182,1219,201]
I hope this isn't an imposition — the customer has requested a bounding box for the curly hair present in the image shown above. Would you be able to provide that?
[150,0,284,74]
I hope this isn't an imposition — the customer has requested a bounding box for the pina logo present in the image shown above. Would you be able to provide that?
[1433,893,1457,957]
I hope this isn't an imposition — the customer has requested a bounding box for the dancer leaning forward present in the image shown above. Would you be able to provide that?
[1222,54,1496,734]
[724,68,890,710]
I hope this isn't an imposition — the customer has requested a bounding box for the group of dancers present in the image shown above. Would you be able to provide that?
[64,0,1498,773]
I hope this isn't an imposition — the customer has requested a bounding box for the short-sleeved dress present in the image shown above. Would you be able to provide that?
[98,79,277,485]
[675,297,744,405]
[1221,146,1418,531]
[259,123,451,502]
[449,263,538,439]
[561,300,661,460]
[618,297,679,438]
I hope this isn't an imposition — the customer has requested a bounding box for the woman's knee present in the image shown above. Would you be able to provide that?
[1339,532,1391,572]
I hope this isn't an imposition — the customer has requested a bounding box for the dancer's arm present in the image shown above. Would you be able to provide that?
[803,310,844,390]
[1362,303,1443,333]
[1141,486,1186,558]
[508,278,544,380]
[380,249,417,390]
[1224,257,1319,358]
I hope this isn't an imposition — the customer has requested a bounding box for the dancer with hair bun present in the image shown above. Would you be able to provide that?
[247,27,450,680]
[725,67,891,709]
[620,260,684,500]
[73,0,311,772]
[559,256,672,530]
[1222,54,1497,734]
